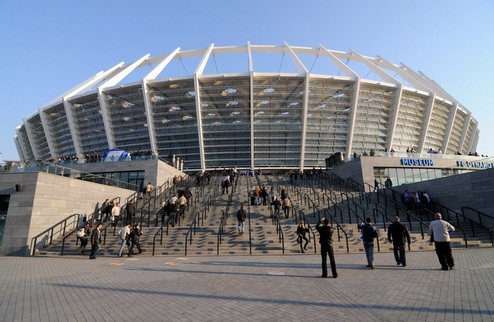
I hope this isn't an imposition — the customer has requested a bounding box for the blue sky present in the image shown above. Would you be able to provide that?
[1,0,493,161]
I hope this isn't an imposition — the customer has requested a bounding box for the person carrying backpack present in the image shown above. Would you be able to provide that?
[78,222,91,254]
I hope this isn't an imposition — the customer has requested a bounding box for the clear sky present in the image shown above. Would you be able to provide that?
[1,0,493,161]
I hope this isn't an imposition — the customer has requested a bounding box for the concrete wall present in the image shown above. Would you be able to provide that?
[65,159,185,189]
[328,157,494,228]
[0,159,186,256]
[330,158,364,185]
[395,168,494,226]
[0,172,135,256]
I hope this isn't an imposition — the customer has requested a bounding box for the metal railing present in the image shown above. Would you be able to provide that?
[59,196,122,255]
[30,214,81,256]
[271,212,285,254]
[152,215,173,256]
[461,207,494,246]
[217,210,228,255]
[184,197,212,255]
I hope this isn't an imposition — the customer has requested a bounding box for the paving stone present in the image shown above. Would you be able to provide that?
[0,248,493,321]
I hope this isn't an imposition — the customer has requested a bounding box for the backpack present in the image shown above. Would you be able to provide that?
[77,227,86,238]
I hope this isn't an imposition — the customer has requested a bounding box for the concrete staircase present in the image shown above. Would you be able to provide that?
[36,174,492,257]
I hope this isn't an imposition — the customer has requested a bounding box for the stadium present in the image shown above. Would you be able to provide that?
[14,43,479,171]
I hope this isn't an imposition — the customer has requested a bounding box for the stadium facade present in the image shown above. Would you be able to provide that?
[14,43,479,171]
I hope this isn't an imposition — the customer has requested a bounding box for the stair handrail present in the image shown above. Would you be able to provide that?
[333,173,435,242]
[152,215,173,256]
[461,206,494,246]
[380,190,468,244]
[216,210,228,255]
[30,213,81,256]
[272,212,285,254]
[345,177,373,208]
[184,196,212,255]
[304,193,350,251]
[60,198,116,255]
[340,191,355,224]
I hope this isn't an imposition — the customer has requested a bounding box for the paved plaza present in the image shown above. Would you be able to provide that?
[0,248,493,322]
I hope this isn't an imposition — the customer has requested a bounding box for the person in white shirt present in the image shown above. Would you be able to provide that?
[117,223,132,257]
[429,213,455,270]
[111,202,121,228]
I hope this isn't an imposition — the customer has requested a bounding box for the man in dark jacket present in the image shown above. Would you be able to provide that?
[128,223,143,257]
[89,223,103,259]
[360,217,378,269]
[125,198,136,225]
[316,218,337,278]
[387,216,411,267]
[237,205,246,234]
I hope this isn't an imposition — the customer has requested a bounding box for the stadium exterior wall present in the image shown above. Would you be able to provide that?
[13,43,480,171]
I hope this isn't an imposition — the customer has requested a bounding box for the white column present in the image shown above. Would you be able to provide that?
[469,126,480,155]
[14,127,31,160]
[442,103,458,153]
[142,47,181,155]
[345,78,361,160]
[460,113,473,154]
[285,42,310,170]
[38,107,57,157]
[386,85,404,152]
[417,94,436,154]
[22,117,40,159]
[98,54,151,149]
[193,43,214,171]
[247,41,255,169]
[63,100,84,159]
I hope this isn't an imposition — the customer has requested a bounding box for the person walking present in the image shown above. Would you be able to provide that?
[261,186,268,206]
[89,223,103,259]
[145,182,154,199]
[101,199,112,222]
[296,220,309,253]
[78,222,91,254]
[273,196,281,216]
[387,216,411,267]
[282,197,292,218]
[316,218,337,278]
[236,205,246,234]
[360,217,378,269]
[128,223,143,256]
[117,223,132,258]
[429,213,456,270]
[125,199,136,225]
[111,202,121,228]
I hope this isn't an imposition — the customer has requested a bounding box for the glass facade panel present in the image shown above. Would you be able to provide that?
[375,166,478,186]
[253,76,304,168]
[351,84,393,154]
[150,80,201,169]
[199,77,251,168]
[106,86,151,153]
[44,104,75,158]
[305,79,352,166]
[72,94,109,155]
[27,114,51,160]
[393,92,427,152]
[424,100,450,153]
